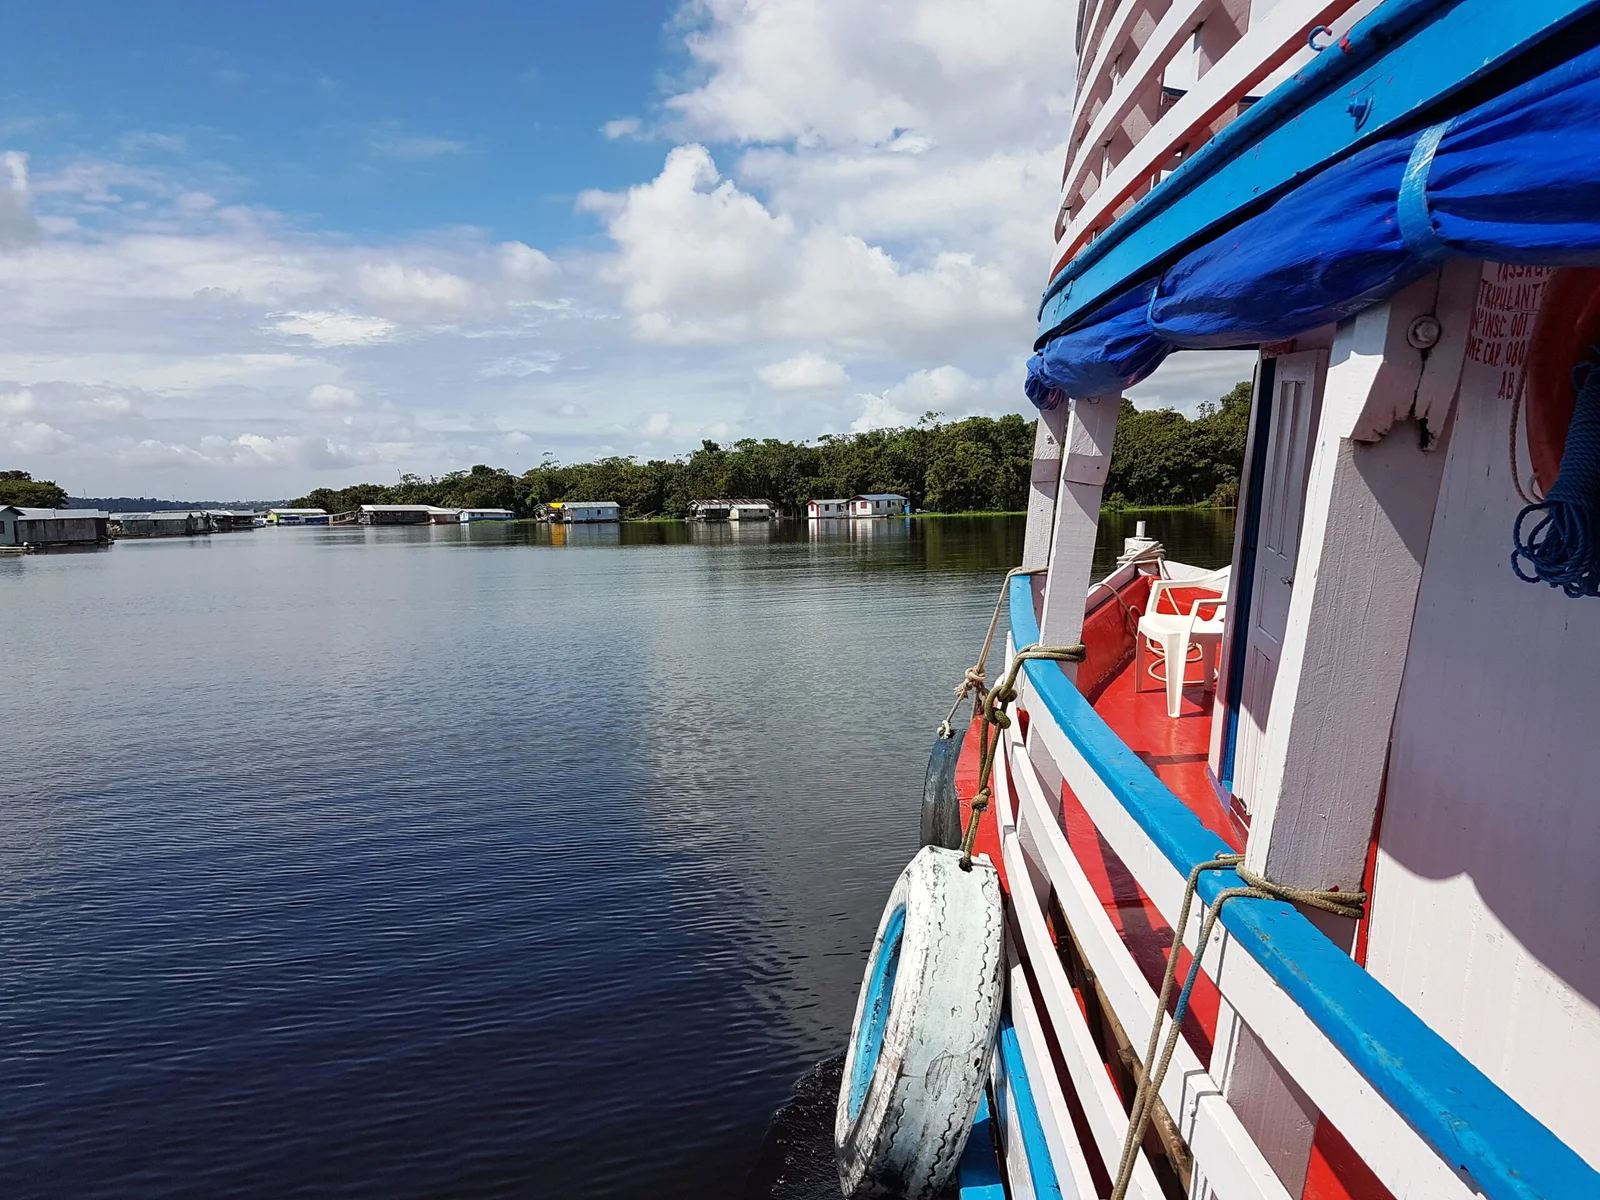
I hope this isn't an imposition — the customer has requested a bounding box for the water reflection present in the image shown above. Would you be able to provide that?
[0,509,1232,1199]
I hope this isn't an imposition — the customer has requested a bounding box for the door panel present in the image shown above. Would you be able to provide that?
[1234,350,1324,812]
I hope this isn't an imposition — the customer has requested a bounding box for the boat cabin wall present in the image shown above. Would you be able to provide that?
[1367,263,1600,1168]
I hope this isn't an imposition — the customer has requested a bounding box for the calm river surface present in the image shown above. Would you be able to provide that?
[0,509,1231,1198]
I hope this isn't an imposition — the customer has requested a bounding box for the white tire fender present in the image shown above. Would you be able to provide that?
[834,845,1006,1199]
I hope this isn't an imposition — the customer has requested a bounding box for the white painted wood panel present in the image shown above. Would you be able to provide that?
[1369,262,1600,1169]
[1002,733,1293,1200]
[1040,396,1122,676]
[1023,406,1070,571]
[1062,0,1354,251]
[1013,652,1481,1196]
[1008,965,1099,1200]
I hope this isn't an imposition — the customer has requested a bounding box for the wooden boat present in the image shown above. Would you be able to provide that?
[836,1,1600,1197]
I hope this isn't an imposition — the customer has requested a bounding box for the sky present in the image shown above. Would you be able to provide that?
[0,0,1254,498]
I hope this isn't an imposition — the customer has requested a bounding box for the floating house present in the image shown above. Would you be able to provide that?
[686,500,731,522]
[206,510,259,532]
[458,508,517,523]
[265,508,329,526]
[112,511,213,537]
[807,498,851,519]
[428,507,461,525]
[540,501,621,523]
[688,498,773,521]
[0,506,110,547]
[850,492,910,517]
[358,504,434,525]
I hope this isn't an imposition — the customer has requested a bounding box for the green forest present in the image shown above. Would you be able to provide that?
[290,381,1252,518]
[4,380,1252,518]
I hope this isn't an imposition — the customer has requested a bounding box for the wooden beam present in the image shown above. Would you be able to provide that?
[1022,406,1070,570]
[1040,396,1121,674]
[1245,284,1460,911]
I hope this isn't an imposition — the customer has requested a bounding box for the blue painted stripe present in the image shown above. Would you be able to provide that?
[1039,0,1600,341]
[958,1093,1008,1199]
[1008,575,1600,1200]
[994,1010,1065,1200]
[848,904,906,1121]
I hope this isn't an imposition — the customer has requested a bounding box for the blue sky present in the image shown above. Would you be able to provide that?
[0,0,1251,497]
[0,1,678,244]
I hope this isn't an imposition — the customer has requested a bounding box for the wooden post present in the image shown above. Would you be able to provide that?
[1038,396,1120,680]
[1210,270,1471,1197]
[1244,272,1466,929]
[1021,405,1070,570]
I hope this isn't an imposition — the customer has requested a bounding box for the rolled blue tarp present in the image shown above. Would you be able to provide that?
[1025,41,1600,406]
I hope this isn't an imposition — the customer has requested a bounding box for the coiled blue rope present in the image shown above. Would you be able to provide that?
[1512,353,1600,597]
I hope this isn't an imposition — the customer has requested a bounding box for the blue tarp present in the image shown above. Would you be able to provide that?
[1027,42,1600,407]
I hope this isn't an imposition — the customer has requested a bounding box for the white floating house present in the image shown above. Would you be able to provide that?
[458,507,517,523]
[427,506,461,524]
[850,492,910,517]
[728,500,773,521]
[807,498,851,518]
[541,500,620,523]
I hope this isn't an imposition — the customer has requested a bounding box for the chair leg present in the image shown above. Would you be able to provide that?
[1165,631,1189,719]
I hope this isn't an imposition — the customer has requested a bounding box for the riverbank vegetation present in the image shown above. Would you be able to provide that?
[0,470,68,508]
[268,379,1251,517]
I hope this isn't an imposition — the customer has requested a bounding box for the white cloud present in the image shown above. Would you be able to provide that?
[602,117,643,140]
[1125,351,1257,415]
[368,134,468,160]
[0,386,36,416]
[758,353,848,389]
[0,151,42,246]
[643,412,671,437]
[0,418,73,454]
[308,383,361,409]
[355,261,476,314]
[269,311,397,347]
[499,241,556,283]
[851,365,1007,431]
[479,352,560,378]
[583,143,1026,353]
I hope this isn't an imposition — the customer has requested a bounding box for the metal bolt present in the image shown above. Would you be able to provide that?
[1407,314,1442,350]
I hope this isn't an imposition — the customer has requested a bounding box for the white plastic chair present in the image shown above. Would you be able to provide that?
[1146,565,1230,618]
[1136,593,1226,719]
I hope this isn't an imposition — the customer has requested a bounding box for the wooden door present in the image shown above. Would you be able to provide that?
[1233,350,1325,812]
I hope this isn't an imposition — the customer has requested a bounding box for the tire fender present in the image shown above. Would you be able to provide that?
[835,846,1005,1199]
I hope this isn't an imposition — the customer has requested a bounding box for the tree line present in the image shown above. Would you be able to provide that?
[291,386,1251,518]
[3,381,1253,520]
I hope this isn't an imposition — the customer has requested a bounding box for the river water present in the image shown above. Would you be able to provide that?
[0,510,1231,1198]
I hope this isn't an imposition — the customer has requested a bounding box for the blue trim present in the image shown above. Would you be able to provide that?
[1219,356,1276,792]
[993,1010,1065,1200]
[1038,0,1600,342]
[1008,576,1600,1200]
[958,1093,1007,1199]
[847,904,905,1121]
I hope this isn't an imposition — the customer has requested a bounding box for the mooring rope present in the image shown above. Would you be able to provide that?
[956,641,1086,871]
[1107,854,1365,1200]
[937,566,1050,737]
[1512,352,1600,597]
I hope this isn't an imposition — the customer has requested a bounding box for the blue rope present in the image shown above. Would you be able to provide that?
[1512,352,1600,597]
